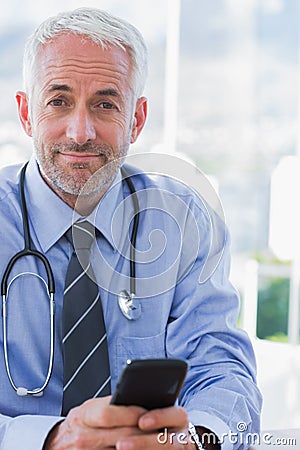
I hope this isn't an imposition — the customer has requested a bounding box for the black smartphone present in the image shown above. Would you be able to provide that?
[110,358,188,410]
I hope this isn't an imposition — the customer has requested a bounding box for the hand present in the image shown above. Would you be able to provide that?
[44,397,194,450]
[43,396,146,450]
[115,405,194,450]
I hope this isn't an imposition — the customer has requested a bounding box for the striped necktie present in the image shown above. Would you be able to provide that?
[62,220,111,415]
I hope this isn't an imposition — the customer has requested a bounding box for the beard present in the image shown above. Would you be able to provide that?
[34,140,129,197]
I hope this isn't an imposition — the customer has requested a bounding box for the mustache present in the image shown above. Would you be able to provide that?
[51,142,113,155]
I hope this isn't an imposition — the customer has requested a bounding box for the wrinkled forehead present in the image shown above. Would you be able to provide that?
[36,33,129,67]
[29,33,134,94]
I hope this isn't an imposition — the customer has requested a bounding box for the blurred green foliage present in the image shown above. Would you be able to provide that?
[256,277,289,341]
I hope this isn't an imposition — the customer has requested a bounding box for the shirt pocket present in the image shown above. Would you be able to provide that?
[113,331,167,387]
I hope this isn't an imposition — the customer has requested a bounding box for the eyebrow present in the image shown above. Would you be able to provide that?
[95,88,121,98]
[46,85,121,99]
[47,84,72,93]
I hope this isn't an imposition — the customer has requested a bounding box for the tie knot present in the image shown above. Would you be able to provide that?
[71,221,95,251]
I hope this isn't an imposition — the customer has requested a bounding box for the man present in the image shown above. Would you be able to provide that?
[0,8,261,450]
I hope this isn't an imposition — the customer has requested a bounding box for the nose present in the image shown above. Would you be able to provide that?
[66,106,96,145]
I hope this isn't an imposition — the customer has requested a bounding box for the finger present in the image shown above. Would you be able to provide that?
[57,422,144,449]
[116,427,192,450]
[81,426,145,449]
[81,399,146,428]
[138,406,188,431]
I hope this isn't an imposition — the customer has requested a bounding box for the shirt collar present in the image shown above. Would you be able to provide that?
[25,157,124,253]
[84,170,125,253]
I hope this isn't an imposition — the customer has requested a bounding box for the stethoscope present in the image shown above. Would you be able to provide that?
[1,162,141,397]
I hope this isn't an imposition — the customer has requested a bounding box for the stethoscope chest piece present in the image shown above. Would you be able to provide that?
[118,290,141,320]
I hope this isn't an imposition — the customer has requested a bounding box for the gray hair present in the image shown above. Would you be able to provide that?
[23,7,148,99]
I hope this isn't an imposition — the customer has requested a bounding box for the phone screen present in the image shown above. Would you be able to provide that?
[110,358,188,410]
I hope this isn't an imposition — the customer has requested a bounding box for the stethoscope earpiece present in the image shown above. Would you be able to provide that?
[16,387,28,396]
[16,387,44,397]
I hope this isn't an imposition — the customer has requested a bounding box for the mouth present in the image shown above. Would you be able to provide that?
[59,152,104,164]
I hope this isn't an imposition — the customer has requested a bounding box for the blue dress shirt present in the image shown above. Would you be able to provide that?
[0,157,262,450]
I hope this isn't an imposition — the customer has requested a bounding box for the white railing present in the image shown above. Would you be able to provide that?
[234,258,300,429]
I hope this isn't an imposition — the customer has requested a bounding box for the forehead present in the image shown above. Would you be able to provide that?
[34,33,132,91]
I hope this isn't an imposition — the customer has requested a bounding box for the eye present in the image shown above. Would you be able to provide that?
[98,102,117,110]
[48,98,66,107]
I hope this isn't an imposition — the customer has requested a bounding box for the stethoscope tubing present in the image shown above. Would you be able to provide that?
[1,162,55,297]
[120,167,140,296]
[2,289,55,396]
[1,162,56,396]
[1,162,140,396]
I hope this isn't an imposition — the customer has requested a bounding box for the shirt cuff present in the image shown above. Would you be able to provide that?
[1,415,62,450]
[188,410,233,450]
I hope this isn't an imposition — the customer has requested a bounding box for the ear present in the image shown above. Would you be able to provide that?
[16,91,32,137]
[131,96,147,144]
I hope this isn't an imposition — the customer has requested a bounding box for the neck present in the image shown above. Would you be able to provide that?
[41,175,112,216]
[57,190,107,216]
